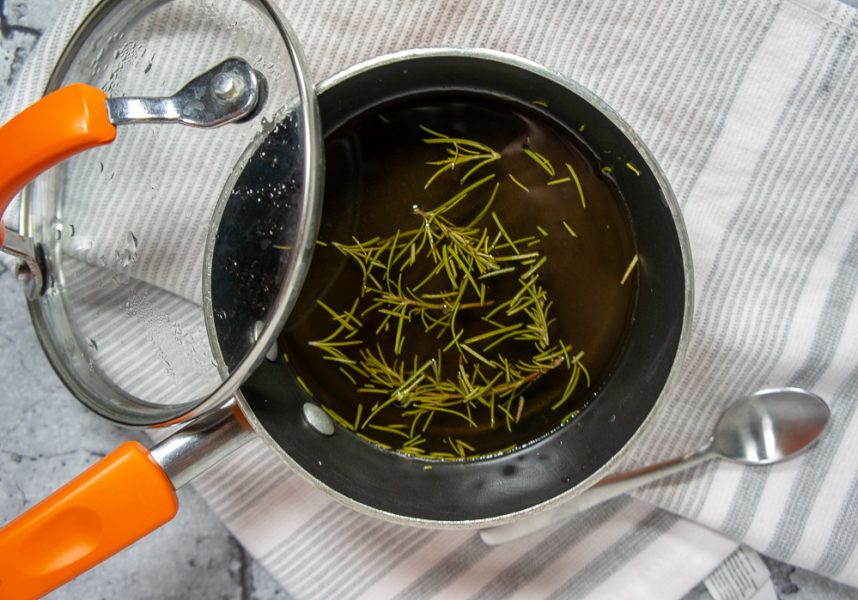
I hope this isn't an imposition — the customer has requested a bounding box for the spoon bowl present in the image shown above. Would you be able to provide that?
[713,388,830,464]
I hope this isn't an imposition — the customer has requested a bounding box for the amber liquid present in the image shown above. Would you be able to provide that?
[280,94,637,459]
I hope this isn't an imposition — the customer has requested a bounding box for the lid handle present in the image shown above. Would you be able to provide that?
[0,83,117,245]
[106,57,264,127]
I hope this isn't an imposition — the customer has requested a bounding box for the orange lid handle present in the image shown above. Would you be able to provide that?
[0,83,116,246]
[0,441,178,599]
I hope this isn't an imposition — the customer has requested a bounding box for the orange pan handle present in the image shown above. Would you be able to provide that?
[0,83,116,246]
[0,441,178,599]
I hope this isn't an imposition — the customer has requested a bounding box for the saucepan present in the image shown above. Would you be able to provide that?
[0,0,691,597]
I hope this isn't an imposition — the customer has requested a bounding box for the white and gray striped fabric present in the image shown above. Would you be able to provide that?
[6,0,858,597]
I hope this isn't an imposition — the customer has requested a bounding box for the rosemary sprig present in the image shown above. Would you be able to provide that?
[421,125,502,187]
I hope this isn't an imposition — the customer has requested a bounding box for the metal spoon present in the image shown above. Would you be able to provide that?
[480,387,830,545]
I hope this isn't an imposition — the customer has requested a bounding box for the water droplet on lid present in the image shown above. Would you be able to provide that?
[252,320,264,341]
[120,249,134,269]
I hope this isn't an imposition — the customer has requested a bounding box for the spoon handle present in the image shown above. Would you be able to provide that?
[480,445,713,546]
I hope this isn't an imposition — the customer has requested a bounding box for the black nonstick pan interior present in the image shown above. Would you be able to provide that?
[213,51,690,525]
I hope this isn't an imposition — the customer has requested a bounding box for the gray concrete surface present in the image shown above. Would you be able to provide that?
[1,0,857,598]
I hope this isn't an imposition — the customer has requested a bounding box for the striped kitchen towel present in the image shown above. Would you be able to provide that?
[5,0,858,598]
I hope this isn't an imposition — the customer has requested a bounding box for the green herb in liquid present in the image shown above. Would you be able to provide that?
[280,95,638,460]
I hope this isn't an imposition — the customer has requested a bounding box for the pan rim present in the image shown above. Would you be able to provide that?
[238,46,694,528]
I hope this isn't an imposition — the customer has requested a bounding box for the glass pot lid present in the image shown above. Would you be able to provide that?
[19,0,322,426]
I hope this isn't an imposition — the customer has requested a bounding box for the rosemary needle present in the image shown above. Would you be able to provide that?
[508,173,529,192]
[562,220,578,239]
[620,254,639,285]
[354,403,364,431]
[566,162,586,209]
[296,376,312,397]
